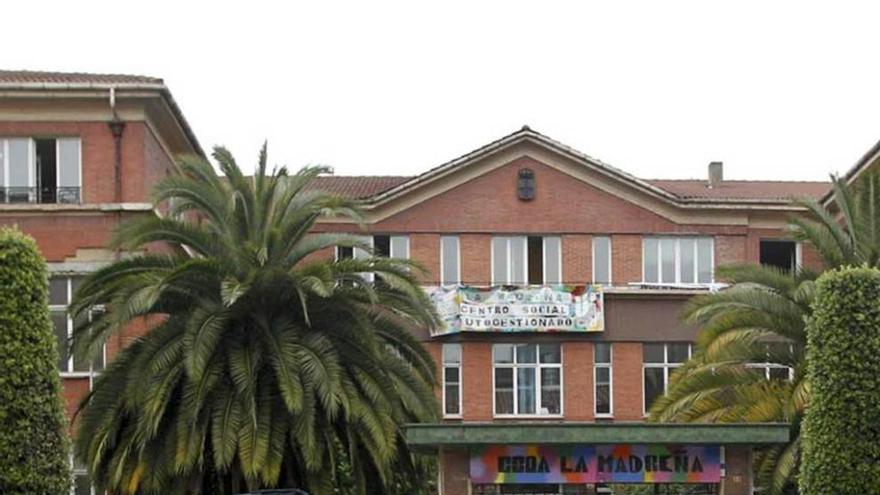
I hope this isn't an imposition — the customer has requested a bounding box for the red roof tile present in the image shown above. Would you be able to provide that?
[0,70,163,85]
[646,179,831,201]
[306,176,411,199]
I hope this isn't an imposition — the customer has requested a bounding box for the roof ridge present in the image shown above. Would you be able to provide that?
[0,69,164,83]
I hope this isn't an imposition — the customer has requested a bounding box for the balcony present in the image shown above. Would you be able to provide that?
[0,187,81,205]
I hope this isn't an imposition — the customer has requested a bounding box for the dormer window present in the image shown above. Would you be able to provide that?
[0,137,81,204]
[517,168,535,200]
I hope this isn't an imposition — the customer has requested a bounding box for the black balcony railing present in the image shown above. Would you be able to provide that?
[0,187,81,204]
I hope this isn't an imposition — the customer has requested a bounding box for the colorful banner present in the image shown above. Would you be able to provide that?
[470,444,721,484]
[428,285,604,336]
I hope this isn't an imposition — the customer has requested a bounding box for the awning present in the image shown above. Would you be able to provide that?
[404,422,790,447]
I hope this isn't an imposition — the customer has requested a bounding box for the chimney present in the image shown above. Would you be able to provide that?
[708,161,723,188]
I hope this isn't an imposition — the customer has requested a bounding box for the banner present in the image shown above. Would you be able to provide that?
[470,444,721,484]
[428,285,604,336]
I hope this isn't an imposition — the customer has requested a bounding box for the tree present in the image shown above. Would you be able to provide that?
[800,266,880,495]
[650,172,880,494]
[0,227,71,494]
[70,147,440,494]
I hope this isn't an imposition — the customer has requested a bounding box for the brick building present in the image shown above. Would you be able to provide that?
[0,70,202,494]
[0,70,835,495]
[307,128,829,495]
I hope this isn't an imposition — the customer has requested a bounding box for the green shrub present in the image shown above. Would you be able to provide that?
[0,228,71,494]
[800,266,880,495]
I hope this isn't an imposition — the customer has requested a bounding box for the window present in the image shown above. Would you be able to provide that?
[373,234,409,259]
[747,342,795,381]
[0,137,81,204]
[760,239,799,273]
[335,235,407,282]
[493,343,562,416]
[50,276,105,375]
[71,456,94,495]
[643,237,713,285]
[440,236,460,285]
[442,344,462,417]
[492,236,561,285]
[594,342,613,417]
[643,342,692,414]
[592,236,612,285]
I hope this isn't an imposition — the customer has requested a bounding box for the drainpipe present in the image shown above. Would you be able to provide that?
[107,87,126,203]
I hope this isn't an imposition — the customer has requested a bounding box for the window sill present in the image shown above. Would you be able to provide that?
[595,414,614,419]
[443,415,463,420]
[60,372,96,378]
[0,202,152,213]
[493,414,564,420]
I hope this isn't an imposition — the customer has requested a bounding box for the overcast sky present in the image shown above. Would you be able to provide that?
[4,1,879,181]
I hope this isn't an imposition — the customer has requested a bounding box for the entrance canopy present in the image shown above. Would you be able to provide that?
[405,422,790,447]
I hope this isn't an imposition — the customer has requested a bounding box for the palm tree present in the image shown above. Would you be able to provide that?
[69,146,440,495]
[649,172,880,494]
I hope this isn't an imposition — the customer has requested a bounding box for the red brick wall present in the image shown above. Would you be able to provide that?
[0,121,155,204]
[612,234,642,284]
[715,235,747,267]
[440,448,470,495]
[564,341,593,420]
[460,234,491,285]
[612,342,644,420]
[462,342,493,421]
[410,233,440,284]
[373,157,682,234]
[562,234,591,284]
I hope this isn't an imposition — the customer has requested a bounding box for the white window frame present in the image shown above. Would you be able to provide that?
[51,275,106,382]
[592,236,612,285]
[490,236,527,285]
[0,137,82,204]
[387,234,409,259]
[759,238,803,273]
[70,454,95,495]
[55,137,83,201]
[747,343,796,381]
[439,235,461,286]
[441,343,462,418]
[492,343,564,418]
[542,236,562,285]
[641,236,715,286]
[642,343,692,416]
[593,342,613,418]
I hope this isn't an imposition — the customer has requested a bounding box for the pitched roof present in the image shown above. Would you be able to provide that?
[0,70,163,86]
[0,69,203,157]
[306,176,411,199]
[646,179,830,201]
[305,127,831,204]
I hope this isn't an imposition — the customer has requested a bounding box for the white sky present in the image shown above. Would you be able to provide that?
[4,1,879,181]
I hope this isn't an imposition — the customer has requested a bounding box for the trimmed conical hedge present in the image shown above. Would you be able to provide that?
[801,266,880,494]
[0,227,71,494]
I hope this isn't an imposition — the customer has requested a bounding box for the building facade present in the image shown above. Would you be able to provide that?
[0,70,836,495]
[0,70,202,494]
[307,128,828,495]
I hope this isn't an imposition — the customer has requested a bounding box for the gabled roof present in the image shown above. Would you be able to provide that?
[306,126,831,206]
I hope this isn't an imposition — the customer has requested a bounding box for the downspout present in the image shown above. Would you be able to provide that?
[107,87,126,203]
[107,87,126,357]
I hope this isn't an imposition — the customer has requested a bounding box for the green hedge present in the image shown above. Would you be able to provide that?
[0,228,71,494]
[800,266,880,495]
